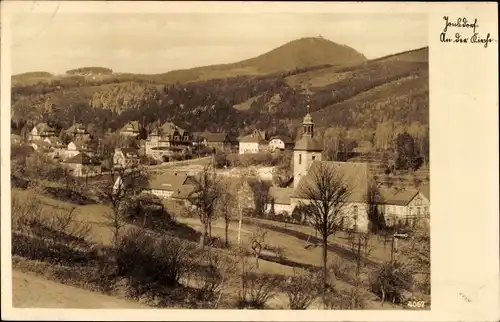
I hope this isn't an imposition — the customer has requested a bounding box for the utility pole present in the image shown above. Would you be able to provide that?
[391,232,408,263]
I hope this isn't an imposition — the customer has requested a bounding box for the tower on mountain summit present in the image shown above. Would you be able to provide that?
[293,111,323,189]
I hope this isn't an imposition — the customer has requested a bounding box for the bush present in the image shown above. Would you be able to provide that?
[121,193,172,228]
[225,152,288,168]
[282,269,322,309]
[214,153,229,169]
[141,155,161,166]
[238,272,283,309]
[11,191,93,264]
[115,228,196,290]
[188,249,236,304]
[369,261,414,305]
[329,258,357,285]
[170,153,185,161]
[322,285,368,309]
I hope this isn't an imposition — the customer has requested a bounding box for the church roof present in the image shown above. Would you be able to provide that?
[294,136,323,151]
[269,187,293,205]
[290,161,371,203]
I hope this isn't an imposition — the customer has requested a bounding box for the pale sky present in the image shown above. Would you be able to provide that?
[11,13,428,75]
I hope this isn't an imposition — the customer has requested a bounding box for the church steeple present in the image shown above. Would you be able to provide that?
[301,107,314,137]
[293,103,323,190]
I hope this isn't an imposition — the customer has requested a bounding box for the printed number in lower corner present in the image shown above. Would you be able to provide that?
[407,300,426,309]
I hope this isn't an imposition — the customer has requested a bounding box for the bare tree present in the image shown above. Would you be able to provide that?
[234,170,254,246]
[216,178,238,248]
[347,231,373,280]
[97,164,149,246]
[297,163,352,291]
[188,164,223,249]
[248,178,271,219]
[250,228,268,269]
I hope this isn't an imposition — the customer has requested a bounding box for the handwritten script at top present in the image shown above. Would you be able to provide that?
[440,16,495,48]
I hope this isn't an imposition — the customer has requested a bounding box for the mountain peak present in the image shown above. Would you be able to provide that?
[243,36,367,72]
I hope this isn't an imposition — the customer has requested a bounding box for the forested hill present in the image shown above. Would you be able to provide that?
[11,37,428,146]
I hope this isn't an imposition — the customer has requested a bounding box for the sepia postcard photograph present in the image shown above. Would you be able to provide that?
[1,1,498,321]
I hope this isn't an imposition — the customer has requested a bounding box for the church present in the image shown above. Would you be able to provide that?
[267,112,373,232]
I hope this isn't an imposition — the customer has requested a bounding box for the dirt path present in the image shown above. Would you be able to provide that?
[12,270,149,309]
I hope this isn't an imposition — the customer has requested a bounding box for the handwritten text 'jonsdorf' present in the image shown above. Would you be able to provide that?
[440,16,494,48]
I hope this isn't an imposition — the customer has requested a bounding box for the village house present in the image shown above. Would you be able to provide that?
[148,172,191,199]
[147,171,254,209]
[268,135,294,151]
[120,121,141,137]
[62,152,102,177]
[147,172,200,207]
[65,140,94,159]
[65,123,91,141]
[238,129,268,154]
[193,132,237,151]
[192,132,208,147]
[161,122,192,147]
[379,187,430,228]
[29,123,57,142]
[145,122,192,157]
[30,140,53,153]
[113,147,140,168]
[145,128,170,158]
[43,137,66,159]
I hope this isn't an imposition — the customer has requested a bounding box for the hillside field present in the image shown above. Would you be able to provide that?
[11,187,413,310]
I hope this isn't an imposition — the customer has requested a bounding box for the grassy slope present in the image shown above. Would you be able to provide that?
[312,73,429,128]
[11,187,405,309]
[12,270,149,308]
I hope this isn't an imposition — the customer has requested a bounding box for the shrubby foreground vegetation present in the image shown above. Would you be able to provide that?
[11,160,430,309]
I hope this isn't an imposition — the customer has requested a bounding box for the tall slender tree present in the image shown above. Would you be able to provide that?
[297,163,352,292]
[188,164,223,249]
